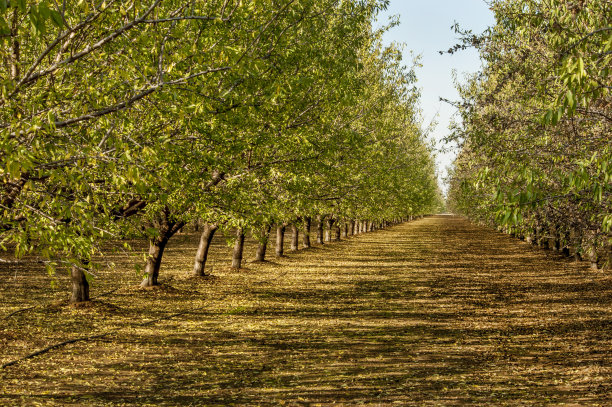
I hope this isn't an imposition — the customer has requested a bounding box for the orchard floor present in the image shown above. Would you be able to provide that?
[2,215,612,406]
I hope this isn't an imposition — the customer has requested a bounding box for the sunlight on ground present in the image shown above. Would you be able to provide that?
[1,216,611,405]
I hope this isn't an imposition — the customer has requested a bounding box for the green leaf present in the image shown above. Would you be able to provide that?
[50,10,64,28]
[566,90,575,111]
[0,16,9,36]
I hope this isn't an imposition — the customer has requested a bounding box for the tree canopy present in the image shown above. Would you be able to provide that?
[447,0,611,267]
[1,0,442,299]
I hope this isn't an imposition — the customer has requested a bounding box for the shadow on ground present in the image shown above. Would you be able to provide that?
[1,216,611,405]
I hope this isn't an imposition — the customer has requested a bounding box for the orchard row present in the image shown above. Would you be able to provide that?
[0,1,442,301]
[447,0,611,269]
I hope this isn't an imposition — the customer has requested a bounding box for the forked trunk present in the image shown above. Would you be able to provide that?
[231,228,245,269]
[193,223,218,276]
[140,208,185,287]
[302,217,311,249]
[276,225,286,257]
[70,264,89,303]
[141,236,170,287]
[255,225,271,262]
[291,224,299,251]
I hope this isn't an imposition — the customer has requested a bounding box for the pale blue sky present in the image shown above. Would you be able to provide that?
[376,0,495,192]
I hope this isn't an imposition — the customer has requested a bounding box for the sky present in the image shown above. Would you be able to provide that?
[375,0,495,194]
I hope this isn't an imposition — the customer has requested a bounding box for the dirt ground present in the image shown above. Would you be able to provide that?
[1,215,611,406]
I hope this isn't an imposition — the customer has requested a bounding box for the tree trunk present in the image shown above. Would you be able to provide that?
[316,216,324,244]
[276,225,286,257]
[349,220,355,236]
[583,231,599,270]
[341,222,348,239]
[334,223,341,241]
[302,217,311,249]
[231,227,245,269]
[291,224,299,251]
[70,264,89,303]
[325,218,334,242]
[141,236,170,287]
[569,228,580,261]
[141,208,185,287]
[255,225,271,262]
[535,226,543,247]
[548,226,558,251]
[193,223,218,276]
[587,247,598,270]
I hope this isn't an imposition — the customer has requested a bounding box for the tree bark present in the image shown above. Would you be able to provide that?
[140,207,185,287]
[276,225,286,257]
[193,223,218,276]
[70,264,89,303]
[231,227,245,269]
[349,220,355,236]
[587,247,598,270]
[325,218,334,242]
[535,226,543,247]
[10,10,20,80]
[569,228,580,261]
[548,226,558,251]
[316,216,324,244]
[290,224,299,251]
[583,231,599,270]
[302,217,311,249]
[341,222,348,239]
[334,223,342,241]
[255,225,271,262]
[140,235,170,287]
